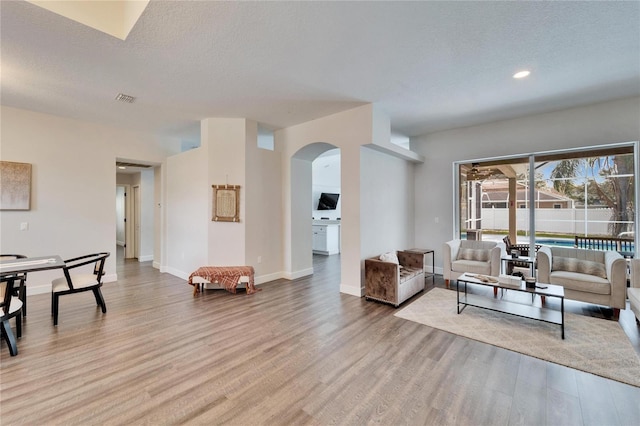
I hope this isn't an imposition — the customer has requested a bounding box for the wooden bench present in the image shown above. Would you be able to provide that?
[187,266,259,296]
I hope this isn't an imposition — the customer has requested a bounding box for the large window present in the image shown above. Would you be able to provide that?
[456,144,637,253]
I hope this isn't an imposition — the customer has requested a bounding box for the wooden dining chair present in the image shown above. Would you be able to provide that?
[51,252,110,326]
[0,254,28,316]
[1,275,23,356]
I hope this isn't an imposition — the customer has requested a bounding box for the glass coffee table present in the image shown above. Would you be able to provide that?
[456,272,565,339]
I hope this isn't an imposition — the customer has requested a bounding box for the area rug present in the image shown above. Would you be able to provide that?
[395,288,640,387]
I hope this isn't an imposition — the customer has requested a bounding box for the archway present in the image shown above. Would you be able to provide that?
[290,142,341,279]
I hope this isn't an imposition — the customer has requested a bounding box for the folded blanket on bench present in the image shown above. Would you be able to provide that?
[188,266,260,295]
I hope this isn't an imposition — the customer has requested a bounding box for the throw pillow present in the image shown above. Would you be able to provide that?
[457,248,490,262]
[379,252,399,264]
[552,256,607,279]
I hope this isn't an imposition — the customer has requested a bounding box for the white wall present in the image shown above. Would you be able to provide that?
[204,118,247,266]
[278,104,421,296]
[164,146,208,277]
[278,106,372,295]
[360,146,415,261]
[0,106,180,294]
[412,96,640,273]
[245,121,284,283]
[163,118,283,284]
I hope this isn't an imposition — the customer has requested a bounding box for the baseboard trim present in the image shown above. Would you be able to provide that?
[283,267,314,280]
[152,261,161,269]
[340,284,365,297]
[164,267,190,281]
[138,255,153,262]
[255,271,284,285]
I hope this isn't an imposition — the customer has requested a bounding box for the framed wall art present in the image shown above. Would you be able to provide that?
[0,161,32,210]
[212,184,240,222]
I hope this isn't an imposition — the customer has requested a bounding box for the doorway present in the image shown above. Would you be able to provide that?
[115,183,134,261]
[290,142,342,279]
[312,148,342,256]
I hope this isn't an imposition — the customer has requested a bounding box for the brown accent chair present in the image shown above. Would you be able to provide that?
[365,250,425,307]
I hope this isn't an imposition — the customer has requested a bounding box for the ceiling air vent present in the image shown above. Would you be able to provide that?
[115,93,136,103]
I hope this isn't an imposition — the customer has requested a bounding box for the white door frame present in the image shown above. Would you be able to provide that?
[133,185,141,259]
[118,184,135,259]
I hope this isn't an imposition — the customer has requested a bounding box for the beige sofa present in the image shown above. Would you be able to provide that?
[628,259,640,325]
[442,239,503,287]
[537,246,627,317]
[365,250,425,307]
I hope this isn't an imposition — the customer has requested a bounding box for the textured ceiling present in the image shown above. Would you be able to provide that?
[1,1,639,143]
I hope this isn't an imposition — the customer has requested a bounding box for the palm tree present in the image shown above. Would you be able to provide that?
[549,159,580,196]
[550,155,634,236]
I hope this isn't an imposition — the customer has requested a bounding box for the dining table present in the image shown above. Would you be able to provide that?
[0,255,66,356]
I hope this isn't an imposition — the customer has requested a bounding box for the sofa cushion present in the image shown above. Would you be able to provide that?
[552,256,607,279]
[380,251,400,264]
[549,271,611,295]
[452,259,491,275]
[457,248,490,262]
[399,267,422,282]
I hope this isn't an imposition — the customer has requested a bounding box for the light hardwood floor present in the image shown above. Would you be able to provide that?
[1,253,639,425]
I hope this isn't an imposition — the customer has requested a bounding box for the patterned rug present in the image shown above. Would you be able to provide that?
[395,288,640,387]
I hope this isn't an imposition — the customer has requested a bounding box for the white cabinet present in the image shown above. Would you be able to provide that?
[312,223,340,255]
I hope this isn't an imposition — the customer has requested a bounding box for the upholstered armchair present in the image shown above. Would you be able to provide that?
[442,240,504,287]
[538,246,626,317]
[628,258,640,325]
[365,250,425,307]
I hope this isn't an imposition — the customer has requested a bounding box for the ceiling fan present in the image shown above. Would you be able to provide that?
[466,163,494,181]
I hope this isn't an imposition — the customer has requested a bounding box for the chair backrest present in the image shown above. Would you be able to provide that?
[62,252,110,290]
[503,236,512,251]
[550,246,606,264]
[460,240,497,251]
[0,276,17,317]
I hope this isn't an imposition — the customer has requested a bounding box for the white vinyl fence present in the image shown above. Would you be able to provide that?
[480,207,630,236]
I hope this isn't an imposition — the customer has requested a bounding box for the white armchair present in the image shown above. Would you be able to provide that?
[538,246,626,317]
[629,258,640,325]
[443,239,504,287]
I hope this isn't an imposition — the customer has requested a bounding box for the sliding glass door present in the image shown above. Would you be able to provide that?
[455,143,637,255]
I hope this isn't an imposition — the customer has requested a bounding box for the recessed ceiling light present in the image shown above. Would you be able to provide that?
[118,166,126,170]
[513,70,531,79]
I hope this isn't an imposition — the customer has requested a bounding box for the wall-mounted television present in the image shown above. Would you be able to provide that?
[317,193,340,210]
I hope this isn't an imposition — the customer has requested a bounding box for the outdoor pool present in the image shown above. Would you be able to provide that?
[534,238,575,248]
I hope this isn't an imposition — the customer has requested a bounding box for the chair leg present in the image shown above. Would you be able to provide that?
[613,308,620,320]
[445,279,450,288]
[15,313,22,338]
[1,319,18,356]
[19,285,27,317]
[53,294,59,326]
[93,288,107,314]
